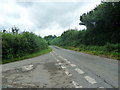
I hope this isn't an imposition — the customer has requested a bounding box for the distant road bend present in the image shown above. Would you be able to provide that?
[2,46,118,88]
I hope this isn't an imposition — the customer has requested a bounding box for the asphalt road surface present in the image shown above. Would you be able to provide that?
[1,46,118,88]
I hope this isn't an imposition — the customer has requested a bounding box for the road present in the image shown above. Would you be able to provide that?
[1,46,118,88]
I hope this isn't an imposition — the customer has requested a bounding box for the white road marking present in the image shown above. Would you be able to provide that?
[84,76,97,84]
[67,61,71,64]
[64,59,68,62]
[75,68,84,74]
[56,60,60,62]
[70,64,76,67]
[53,51,57,54]
[72,81,83,88]
[65,71,72,76]
[61,65,66,69]
[50,52,54,56]
[99,87,104,88]
[22,65,33,71]
[58,63,62,65]
[65,69,72,76]
[59,56,65,59]
[58,56,61,58]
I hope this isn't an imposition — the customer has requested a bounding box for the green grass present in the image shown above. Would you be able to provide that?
[61,46,119,60]
[2,47,52,64]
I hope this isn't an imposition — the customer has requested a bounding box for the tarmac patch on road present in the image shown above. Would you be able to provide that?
[2,60,74,88]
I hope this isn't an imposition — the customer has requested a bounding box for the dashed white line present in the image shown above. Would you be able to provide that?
[70,64,76,67]
[50,52,54,56]
[72,81,83,88]
[22,65,33,71]
[65,71,72,76]
[61,65,66,69]
[53,51,57,55]
[67,61,71,64]
[52,51,97,87]
[58,55,61,58]
[56,60,60,62]
[58,62,62,65]
[75,68,84,74]
[65,70,72,76]
[64,59,68,62]
[58,56,65,59]
[99,87,104,88]
[84,76,97,84]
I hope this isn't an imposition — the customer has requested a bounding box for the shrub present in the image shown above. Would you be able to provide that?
[2,32,48,60]
[104,43,119,52]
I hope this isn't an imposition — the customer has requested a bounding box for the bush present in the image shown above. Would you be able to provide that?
[2,32,48,60]
[104,43,119,52]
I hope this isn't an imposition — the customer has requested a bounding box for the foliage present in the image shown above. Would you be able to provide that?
[45,2,119,60]
[50,37,62,45]
[62,44,120,60]
[2,47,52,64]
[60,29,79,46]
[2,32,48,61]
[80,2,120,45]
[44,35,56,45]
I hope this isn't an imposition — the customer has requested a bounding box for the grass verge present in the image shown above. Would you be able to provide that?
[61,46,119,60]
[2,47,52,64]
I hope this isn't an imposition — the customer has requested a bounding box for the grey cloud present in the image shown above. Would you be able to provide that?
[27,2,86,29]
[0,1,101,36]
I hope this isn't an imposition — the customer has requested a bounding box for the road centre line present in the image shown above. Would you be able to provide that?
[58,62,62,65]
[70,64,76,67]
[52,51,58,56]
[58,56,65,60]
[67,61,71,64]
[75,68,84,74]
[99,87,104,88]
[64,59,68,62]
[53,51,57,55]
[65,71,72,76]
[22,65,33,71]
[54,52,58,55]
[56,60,60,62]
[84,76,97,84]
[64,69,72,76]
[61,65,66,69]
[50,52,54,56]
[50,52,58,61]
[72,81,83,88]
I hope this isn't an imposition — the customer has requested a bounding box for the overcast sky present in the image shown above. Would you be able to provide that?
[0,0,101,37]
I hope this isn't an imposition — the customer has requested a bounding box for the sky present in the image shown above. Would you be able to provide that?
[0,0,102,37]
